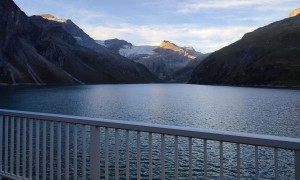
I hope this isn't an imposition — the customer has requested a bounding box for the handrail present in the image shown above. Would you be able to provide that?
[0,109,299,150]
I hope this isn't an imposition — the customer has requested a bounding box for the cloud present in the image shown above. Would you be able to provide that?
[80,23,257,53]
[177,0,297,14]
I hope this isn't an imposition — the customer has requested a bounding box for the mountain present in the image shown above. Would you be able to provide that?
[289,8,300,18]
[39,14,112,56]
[35,14,159,84]
[96,39,132,53]
[172,59,207,82]
[0,0,158,85]
[97,39,208,82]
[189,14,300,87]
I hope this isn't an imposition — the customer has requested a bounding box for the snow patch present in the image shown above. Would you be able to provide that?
[49,18,67,23]
[119,45,157,57]
[95,40,106,47]
[74,37,82,41]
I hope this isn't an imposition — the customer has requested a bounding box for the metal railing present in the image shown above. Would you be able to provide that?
[0,109,299,180]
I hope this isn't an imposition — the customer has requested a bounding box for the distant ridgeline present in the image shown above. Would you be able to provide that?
[189,9,300,87]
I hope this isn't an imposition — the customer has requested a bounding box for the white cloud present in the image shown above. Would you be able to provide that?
[80,23,257,53]
[177,0,297,14]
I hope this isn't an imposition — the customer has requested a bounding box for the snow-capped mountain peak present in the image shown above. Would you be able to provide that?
[96,39,207,82]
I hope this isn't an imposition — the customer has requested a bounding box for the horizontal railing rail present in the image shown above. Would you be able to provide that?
[0,109,299,150]
[0,109,299,179]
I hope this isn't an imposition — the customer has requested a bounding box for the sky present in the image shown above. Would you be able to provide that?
[14,0,299,53]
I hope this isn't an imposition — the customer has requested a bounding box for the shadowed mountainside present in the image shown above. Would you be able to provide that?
[0,0,158,85]
[189,15,300,87]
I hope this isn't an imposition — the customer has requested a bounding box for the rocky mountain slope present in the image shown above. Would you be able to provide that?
[38,14,159,84]
[172,59,206,82]
[97,39,208,82]
[189,14,300,87]
[0,0,158,85]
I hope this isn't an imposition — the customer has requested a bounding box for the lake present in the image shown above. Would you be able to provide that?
[0,84,299,179]
[0,84,299,138]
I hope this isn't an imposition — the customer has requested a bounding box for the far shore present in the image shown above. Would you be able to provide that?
[0,82,300,90]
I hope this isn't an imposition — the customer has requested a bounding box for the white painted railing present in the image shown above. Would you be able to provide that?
[0,109,299,180]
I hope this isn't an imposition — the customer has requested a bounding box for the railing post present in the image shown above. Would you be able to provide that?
[90,126,100,180]
[65,123,70,180]
[296,150,300,180]
[0,115,3,172]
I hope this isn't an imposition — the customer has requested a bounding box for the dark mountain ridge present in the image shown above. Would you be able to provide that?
[37,14,159,83]
[0,0,158,85]
[189,15,300,87]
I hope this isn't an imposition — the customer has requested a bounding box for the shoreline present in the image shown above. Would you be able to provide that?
[187,83,300,90]
[1,82,300,90]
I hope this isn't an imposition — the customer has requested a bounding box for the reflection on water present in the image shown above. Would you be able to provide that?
[0,84,299,137]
